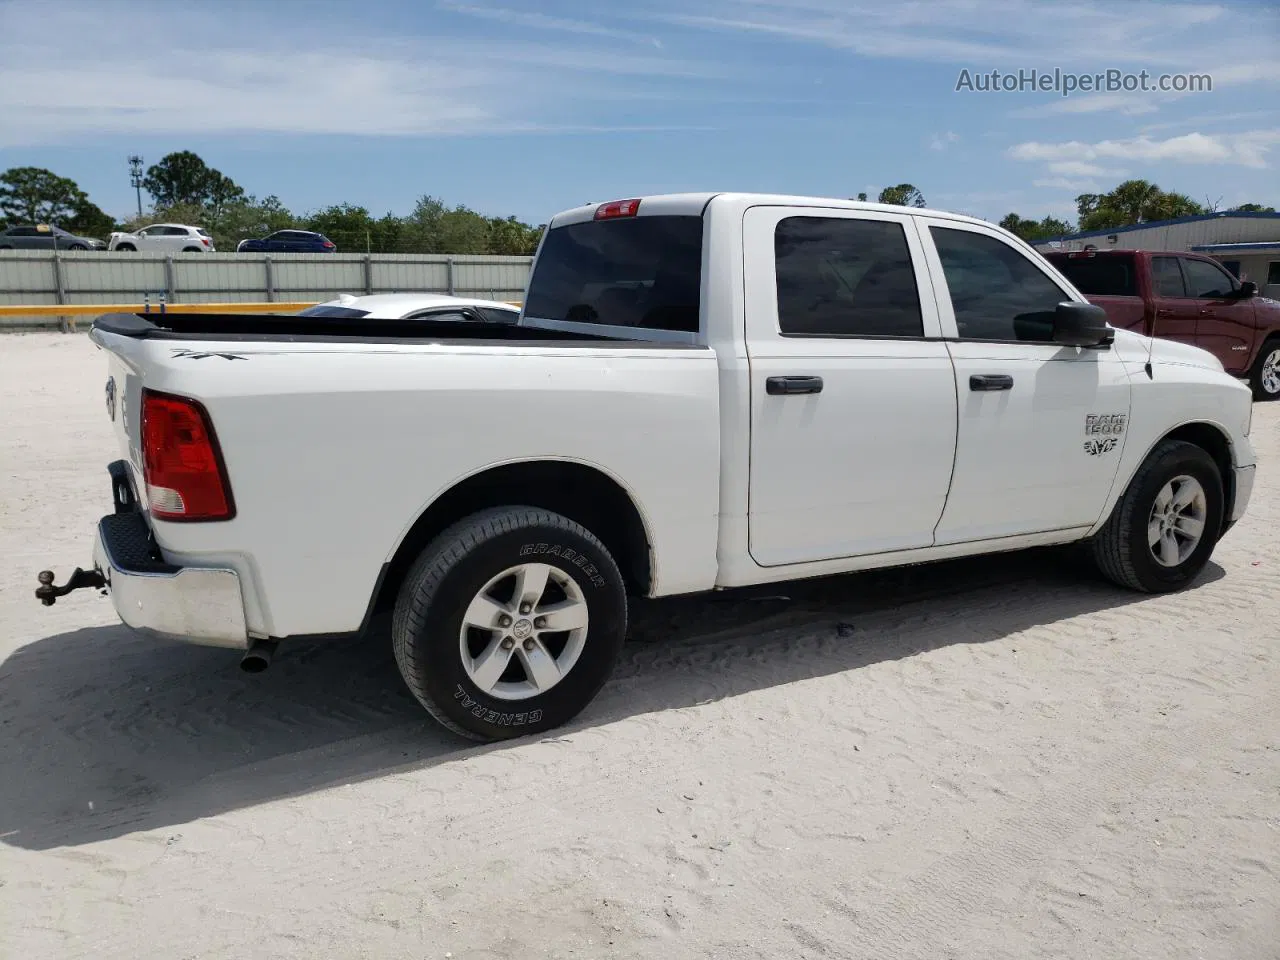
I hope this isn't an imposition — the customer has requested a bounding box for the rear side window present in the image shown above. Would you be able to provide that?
[930,227,1068,342]
[774,216,923,337]
[1048,254,1137,297]
[1152,256,1185,297]
[523,215,703,332]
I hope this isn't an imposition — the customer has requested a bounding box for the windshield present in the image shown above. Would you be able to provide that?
[297,305,371,318]
[523,214,703,333]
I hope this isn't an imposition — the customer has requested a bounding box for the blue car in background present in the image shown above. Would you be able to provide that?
[237,230,337,253]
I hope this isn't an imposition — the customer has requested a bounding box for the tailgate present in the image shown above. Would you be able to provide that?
[92,327,151,507]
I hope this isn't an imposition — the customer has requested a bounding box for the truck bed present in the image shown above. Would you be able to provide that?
[88,312,723,640]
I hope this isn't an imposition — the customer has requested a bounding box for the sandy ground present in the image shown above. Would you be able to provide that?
[1,332,1277,960]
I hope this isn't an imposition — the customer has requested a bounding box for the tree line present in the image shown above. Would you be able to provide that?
[0,151,545,255]
[1,157,1274,254]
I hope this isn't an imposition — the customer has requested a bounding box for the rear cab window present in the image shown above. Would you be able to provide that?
[1046,253,1138,297]
[523,206,703,338]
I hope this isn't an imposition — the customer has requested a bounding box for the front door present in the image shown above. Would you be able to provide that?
[1181,256,1257,374]
[744,206,959,566]
[918,220,1132,544]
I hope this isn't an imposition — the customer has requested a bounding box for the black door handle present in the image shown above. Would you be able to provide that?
[766,375,824,395]
[969,374,1014,391]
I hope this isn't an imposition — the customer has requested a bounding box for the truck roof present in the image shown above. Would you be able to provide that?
[547,192,999,230]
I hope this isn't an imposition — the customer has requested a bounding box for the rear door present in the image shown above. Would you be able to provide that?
[744,206,958,566]
[919,220,1131,544]
[1182,255,1256,373]
[1149,255,1200,347]
[162,225,191,252]
[2,227,39,248]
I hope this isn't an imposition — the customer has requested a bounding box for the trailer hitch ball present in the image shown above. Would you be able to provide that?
[35,567,107,606]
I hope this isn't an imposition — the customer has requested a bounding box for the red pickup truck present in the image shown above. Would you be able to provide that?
[1045,249,1280,401]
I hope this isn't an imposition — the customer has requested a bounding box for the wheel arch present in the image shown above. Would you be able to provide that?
[1101,420,1238,537]
[362,458,655,633]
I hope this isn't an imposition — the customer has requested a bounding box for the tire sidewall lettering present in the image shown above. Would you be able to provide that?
[518,541,607,588]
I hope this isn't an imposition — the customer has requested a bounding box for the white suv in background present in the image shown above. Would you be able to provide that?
[108,223,216,253]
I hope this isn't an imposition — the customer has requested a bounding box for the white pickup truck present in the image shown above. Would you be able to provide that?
[39,192,1257,741]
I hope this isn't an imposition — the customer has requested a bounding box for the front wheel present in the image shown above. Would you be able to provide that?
[1249,339,1280,401]
[1091,439,1224,593]
[392,506,628,741]
[115,244,136,252]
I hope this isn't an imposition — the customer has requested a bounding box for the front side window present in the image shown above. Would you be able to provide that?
[930,227,1068,341]
[1152,256,1185,297]
[1181,258,1235,299]
[1268,261,1280,285]
[523,214,703,333]
[773,216,923,337]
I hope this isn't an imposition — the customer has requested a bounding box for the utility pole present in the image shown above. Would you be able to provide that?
[128,155,144,219]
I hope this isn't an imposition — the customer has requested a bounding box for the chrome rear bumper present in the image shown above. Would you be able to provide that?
[94,510,248,650]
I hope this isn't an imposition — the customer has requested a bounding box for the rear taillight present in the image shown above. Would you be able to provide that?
[322,240,335,249]
[141,390,235,521]
[201,237,210,246]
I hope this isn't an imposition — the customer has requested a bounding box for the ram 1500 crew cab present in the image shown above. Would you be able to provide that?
[39,193,1257,741]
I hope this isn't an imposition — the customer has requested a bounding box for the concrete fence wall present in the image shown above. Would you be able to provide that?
[0,250,535,328]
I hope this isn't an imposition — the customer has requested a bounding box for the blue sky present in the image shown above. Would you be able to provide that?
[1,0,1277,227]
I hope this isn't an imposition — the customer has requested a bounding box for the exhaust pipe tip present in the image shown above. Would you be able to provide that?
[240,639,278,673]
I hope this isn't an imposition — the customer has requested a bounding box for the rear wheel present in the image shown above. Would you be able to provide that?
[1091,439,1223,592]
[182,246,201,252]
[1249,339,1280,401]
[392,506,627,741]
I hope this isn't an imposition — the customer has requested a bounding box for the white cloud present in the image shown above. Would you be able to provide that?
[929,131,961,151]
[656,0,1277,74]
[661,0,1277,127]
[437,1,639,39]
[1047,160,1125,177]
[1033,177,1097,191]
[1010,131,1280,169]
[0,1,719,146]
[1010,94,1161,118]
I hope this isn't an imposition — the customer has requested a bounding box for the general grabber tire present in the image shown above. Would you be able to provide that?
[1091,439,1224,593]
[392,506,628,741]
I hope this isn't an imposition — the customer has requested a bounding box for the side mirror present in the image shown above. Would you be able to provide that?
[1236,280,1258,298]
[1053,301,1112,347]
